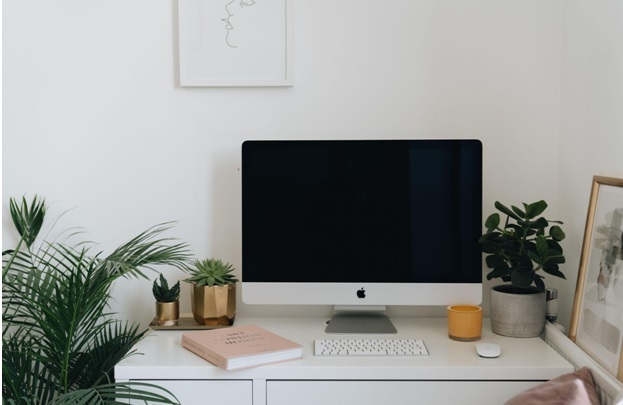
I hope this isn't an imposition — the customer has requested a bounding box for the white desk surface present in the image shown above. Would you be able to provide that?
[115,316,574,382]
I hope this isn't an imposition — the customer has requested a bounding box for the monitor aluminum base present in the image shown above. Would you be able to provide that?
[325,306,397,334]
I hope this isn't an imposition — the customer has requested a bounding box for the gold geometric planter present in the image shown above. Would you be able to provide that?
[190,283,236,326]
[155,301,180,326]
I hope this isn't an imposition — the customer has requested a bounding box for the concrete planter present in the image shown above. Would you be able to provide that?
[490,285,546,337]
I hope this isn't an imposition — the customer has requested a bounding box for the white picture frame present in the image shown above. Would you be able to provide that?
[570,175,623,382]
[178,0,293,87]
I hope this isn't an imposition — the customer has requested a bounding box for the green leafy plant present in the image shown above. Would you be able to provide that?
[479,200,566,292]
[153,274,181,302]
[2,196,191,404]
[184,258,238,287]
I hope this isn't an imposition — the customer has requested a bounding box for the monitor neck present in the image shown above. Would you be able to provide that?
[325,305,397,334]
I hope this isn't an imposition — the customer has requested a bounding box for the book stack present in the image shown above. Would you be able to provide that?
[181,324,303,370]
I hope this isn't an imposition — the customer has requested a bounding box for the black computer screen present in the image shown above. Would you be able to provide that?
[242,139,482,285]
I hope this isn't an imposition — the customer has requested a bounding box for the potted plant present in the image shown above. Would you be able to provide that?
[2,195,189,403]
[479,200,566,337]
[185,258,239,326]
[153,274,181,326]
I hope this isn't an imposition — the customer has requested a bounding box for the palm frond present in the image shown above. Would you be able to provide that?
[71,321,148,389]
[48,382,180,405]
[99,222,191,280]
[3,196,192,403]
[9,195,46,249]
[2,329,58,404]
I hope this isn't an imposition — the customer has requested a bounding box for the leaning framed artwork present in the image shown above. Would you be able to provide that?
[570,175,623,382]
[178,0,293,87]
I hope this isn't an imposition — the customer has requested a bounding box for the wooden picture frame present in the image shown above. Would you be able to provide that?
[178,0,293,87]
[570,175,623,382]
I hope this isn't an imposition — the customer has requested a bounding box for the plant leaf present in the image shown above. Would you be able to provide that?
[542,263,566,279]
[546,254,566,264]
[49,382,180,404]
[550,225,566,241]
[511,267,534,288]
[494,201,522,221]
[531,217,549,229]
[536,235,549,257]
[484,213,500,231]
[524,200,547,219]
[486,265,511,280]
[534,276,545,292]
[512,205,526,218]
[527,250,541,264]
[9,195,46,249]
[485,254,506,269]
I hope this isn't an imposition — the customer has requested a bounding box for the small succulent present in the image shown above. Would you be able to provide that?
[152,273,181,302]
[184,258,239,287]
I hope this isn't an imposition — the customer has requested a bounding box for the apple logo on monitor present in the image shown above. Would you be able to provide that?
[357,288,366,299]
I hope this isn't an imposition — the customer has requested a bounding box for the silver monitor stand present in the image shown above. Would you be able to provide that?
[325,306,398,334]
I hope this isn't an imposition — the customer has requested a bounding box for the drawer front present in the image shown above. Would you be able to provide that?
[267,380,541,405]
[133,380,253,405]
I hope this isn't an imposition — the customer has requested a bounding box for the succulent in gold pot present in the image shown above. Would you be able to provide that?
[152,274,181,326]
[184,258,238,326]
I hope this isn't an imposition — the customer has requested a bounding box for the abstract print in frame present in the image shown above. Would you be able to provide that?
[570,175,623,382]
[178,0,293,87]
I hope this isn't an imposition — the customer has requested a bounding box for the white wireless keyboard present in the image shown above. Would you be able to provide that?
[314,338,429,356]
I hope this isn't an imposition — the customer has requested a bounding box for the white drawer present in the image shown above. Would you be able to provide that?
[267,380,540,405]
[132,380,253,405]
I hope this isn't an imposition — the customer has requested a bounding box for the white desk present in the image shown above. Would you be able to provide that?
[115,316,574,405]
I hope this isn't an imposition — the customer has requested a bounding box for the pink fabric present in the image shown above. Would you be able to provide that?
[505,367,600,405]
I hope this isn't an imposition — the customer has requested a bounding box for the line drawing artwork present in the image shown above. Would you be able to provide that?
[222,0,256,48]
[179,0,291,86]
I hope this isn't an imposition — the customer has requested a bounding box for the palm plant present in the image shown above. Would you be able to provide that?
[2,196,191,404]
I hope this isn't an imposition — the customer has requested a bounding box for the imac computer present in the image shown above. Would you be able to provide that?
[241,139,482,333]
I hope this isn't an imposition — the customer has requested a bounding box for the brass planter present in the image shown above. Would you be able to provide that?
[191,283,236,326]
[155,301,180,326]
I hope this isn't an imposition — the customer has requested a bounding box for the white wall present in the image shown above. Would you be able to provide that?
[556,0,623,329]
[2,0,596,328]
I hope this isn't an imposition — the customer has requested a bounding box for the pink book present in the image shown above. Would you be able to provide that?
[181,324,303,370]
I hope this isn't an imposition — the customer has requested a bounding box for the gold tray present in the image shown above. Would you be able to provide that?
[149,316,233,330]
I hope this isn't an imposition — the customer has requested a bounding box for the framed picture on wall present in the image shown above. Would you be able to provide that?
[570,175,623,382]
[178,0,293,87]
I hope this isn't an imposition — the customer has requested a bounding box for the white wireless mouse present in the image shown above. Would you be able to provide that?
[475,342,501,358]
